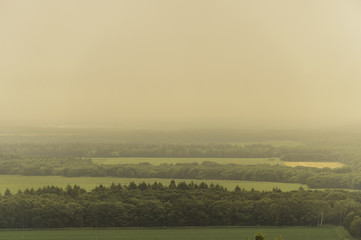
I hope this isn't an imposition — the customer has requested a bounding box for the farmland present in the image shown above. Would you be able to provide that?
[92,157,283,165]
[92,157,345,169]
[0,175,307,194]
[284,161,345,169]
[0,227,350,240]
[228,140,304,147]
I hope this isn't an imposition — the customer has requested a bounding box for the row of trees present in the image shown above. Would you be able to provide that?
[0,182,361,237]
[2,142,355,165]
[0,143,279,158]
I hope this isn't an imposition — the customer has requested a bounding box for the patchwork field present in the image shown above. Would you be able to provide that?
[0,175,307,194]
[0,227,351,240]
[284,161,345,169]
[92,157,283,165]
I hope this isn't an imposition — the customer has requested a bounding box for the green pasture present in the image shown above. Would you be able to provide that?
[92,157,283,165]
[0,226,350,240]
[0,175,307,194]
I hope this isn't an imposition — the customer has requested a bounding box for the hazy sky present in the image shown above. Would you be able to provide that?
[1,0,361,129]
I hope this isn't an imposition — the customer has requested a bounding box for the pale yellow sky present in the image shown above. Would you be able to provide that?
[1,0,361,128]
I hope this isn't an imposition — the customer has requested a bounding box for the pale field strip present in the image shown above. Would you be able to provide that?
[92,157,283,165]
[93,157,345,169]
[284,161,345,169]
[227,140,304,147]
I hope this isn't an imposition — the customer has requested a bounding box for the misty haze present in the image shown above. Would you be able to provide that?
[1,0,361,129]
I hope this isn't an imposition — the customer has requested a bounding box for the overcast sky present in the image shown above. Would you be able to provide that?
[1,0,361,129]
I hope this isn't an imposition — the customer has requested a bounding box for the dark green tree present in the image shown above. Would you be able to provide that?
[255,231,265,240]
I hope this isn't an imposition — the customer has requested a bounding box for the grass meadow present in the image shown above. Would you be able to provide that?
[0,175,307,194]
[0,227,351,240]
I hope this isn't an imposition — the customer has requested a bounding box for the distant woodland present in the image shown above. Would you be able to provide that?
[0,143,361,190]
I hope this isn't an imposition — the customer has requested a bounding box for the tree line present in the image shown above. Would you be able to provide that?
[0,143,279,158]
[2,142,360,165]
[0,182,361,238]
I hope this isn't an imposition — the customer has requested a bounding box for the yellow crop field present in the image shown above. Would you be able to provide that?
[284,161,345,169]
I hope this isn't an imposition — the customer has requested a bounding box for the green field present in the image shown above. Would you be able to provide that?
[0,227,351,240]
[92,157,283,165]
[0,175,307,194]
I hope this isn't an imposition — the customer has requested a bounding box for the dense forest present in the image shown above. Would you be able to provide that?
[1,182,361,238]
